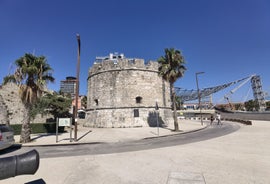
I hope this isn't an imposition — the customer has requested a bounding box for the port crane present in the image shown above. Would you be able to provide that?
[176,74,266,111]
[224,75,255,110]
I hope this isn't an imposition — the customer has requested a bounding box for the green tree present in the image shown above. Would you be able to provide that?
[175,96,183,110]
[47,93,72,119]
[234,103,244,111]
[158,48,186,131]
[244,100,259,111]
[32,92,72,120]
[81,96,87,109]
[4,53,54,143]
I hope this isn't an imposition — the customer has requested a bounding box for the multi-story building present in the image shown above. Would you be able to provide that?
[60,76,77,96]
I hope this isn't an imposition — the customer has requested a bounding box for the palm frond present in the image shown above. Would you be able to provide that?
[3,75,16,85]
[158,48,186,84]
[11,53,55,105]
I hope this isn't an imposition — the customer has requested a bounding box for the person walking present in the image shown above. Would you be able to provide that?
[216,113,221,125]
[210,114,214,126]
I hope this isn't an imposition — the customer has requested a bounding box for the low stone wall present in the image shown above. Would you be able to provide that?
[219,111,270,121]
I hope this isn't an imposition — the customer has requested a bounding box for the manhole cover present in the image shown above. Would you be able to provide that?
[167,171,206,184]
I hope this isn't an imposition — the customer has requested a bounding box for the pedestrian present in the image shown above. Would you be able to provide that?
[210,114,214,125]
[216,113,221,125]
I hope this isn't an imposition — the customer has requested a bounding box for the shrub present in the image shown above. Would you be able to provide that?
[11,124,22,135]
[11,122,65,135]
[224,118,252,125]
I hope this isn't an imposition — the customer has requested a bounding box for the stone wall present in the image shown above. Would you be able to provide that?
[86,108,173,128]
[0,83,26,125]
[85,55,174,128]
[0,94,9,124]
[0,83,52,125]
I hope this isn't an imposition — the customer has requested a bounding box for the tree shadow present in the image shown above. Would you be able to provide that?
[147,111,167,127]
[162,126,175,131]
[30,133,59,142]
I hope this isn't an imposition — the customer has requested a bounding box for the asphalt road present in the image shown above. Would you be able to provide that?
[0,122,240,159]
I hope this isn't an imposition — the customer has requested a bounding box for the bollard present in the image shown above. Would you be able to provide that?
[0,149,40,180]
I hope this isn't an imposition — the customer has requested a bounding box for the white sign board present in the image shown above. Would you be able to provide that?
[58,118,71,127]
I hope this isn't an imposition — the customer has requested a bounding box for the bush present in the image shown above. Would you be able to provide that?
[224,118,252,125]
[11,122,65,135]
[11,124,22,135]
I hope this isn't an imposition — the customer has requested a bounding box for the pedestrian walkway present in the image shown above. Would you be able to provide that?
[4,120,270,184]
[14,120,207,146]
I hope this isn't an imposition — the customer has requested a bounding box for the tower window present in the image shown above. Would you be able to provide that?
[134,109,139,117]
[94,99,99,106]
[136,96,142,104]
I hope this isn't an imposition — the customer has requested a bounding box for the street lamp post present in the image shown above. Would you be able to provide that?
[196,72,205,125]
[74,34,81,141]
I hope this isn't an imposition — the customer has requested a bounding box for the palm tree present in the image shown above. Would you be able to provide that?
[4,53,54,143]
[2,75,16,84]
[175,96,183,110]
[158,48,186,131]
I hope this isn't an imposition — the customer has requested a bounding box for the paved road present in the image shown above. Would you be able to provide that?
[1,122,240,158]
[2,121,269,184]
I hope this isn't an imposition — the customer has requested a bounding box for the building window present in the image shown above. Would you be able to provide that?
[94,99,99,106]
[136,96,142,104]
[134,109,139,117]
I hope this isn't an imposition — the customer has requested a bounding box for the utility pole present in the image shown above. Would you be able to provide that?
[196,72,204,125]
[74,34,81,141]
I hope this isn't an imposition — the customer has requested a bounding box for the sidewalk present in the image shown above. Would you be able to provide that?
[4,120,270,184]
[14,120,207,146]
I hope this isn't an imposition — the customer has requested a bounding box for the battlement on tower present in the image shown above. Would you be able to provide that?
[89,53,159,76]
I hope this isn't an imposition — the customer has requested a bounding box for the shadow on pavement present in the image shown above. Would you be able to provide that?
[25,178,46,184]
[31,133,58,141]
[0,144,22,155]
[77,130,92,141]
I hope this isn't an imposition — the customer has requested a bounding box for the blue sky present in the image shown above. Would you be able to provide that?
[1,0,269,103]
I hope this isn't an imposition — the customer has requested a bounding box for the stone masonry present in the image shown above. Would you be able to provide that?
[84,53,174,128]
[0,83,26,125]
[0,83,52,125]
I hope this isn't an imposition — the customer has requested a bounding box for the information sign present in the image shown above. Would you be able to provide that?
[58,118,71,127]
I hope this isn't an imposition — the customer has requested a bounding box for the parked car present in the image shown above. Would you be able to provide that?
[0,124,15,150]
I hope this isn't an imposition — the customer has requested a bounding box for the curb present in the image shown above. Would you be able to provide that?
[143,125,208,140]
[19,125,209,147]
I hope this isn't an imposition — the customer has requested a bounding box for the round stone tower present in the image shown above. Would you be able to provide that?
[84,53,173,128]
